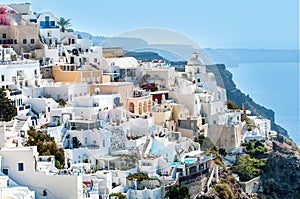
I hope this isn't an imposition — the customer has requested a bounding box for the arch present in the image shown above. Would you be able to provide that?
[128,102,134,113]
[62,112,72,120]
[143,101,147,113]
[139,103,143,114]
[148,100,152,112]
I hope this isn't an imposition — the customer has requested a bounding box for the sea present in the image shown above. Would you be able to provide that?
[227,62,300,146]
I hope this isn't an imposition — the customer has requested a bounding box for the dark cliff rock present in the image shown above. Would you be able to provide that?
[124,51,166,61]
[206,64,289,137]
[197,172,251,199]
[261,136,300,199]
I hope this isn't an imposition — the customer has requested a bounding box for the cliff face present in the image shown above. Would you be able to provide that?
[206,64,288,137]
[198,137,300,199]
[261,136,300,199]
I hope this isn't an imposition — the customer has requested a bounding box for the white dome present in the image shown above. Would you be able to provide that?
[187,51,204,65]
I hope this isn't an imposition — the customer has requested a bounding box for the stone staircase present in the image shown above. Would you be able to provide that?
[141,137,151,158]
[13,119,26,134]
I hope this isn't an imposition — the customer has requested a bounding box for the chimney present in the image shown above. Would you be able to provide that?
[242,103,246,115]
[21,48,24,60]
[0,123,6,148]
[2,48,4,61]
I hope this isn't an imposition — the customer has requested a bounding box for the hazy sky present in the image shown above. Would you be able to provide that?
[2,0,299,49]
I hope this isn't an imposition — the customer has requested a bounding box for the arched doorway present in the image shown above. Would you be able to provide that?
[143,101,147,113]
[129,102,134,113]
[148,100,152,112]
[139,103,142,114]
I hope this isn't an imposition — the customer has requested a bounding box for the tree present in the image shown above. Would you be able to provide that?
[218,148,227,156]
[57,17,71,32]
[236,154,265,181]
[242,140,267,158]
[127,173,151,181]
[199,135,215,152]
[165,185,190,199]
[214,183,234,199]
[56,98,66,107]
[225,100,240,110]
[25,127,65,169]
[198,134,205,145]
[0,89,17,121]
[109,192,126,199]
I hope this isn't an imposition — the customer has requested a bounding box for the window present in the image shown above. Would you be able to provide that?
[3,33,6,38]
[14,39,17,44]
[191,123,194,129]
[103,140,105,148]
[1,75,4,81]
[45,16,49,27]
[31,39,34,44]
[16,71,22,78]
[34,69,37,75]
[23,39,27,44]
[94,58,97,63]
[3,168,8,175]
[114,97,120,105]
[197,79,200,83]
[47,107,51,112]
[18,163,24,171]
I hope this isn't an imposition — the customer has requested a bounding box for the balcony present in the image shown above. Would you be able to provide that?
[17,76,25,81]
[113,103,123,108]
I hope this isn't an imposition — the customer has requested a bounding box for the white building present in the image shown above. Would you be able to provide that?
[105,57,140,81]
[64,128,111,164]
[23,82,90,101]
[0,46,41,90]
[0,146,83,199]
[143,131,200,163]
[36,12,60,48]
[0,172,35,199]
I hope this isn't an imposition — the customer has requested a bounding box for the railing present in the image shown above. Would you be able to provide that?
[178,168,209,185]
[0,60,38,65]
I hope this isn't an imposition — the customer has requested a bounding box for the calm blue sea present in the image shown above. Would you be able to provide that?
[227,62,300,146]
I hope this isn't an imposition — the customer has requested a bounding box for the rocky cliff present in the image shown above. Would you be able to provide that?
[206,64,289,137]
[198,136,300,199]
[261,135,300,199]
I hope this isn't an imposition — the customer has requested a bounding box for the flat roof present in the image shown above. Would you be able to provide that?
[100,82,133,86]
[95,156,119,161]
[150,90,169,94]
[1,146,35,151]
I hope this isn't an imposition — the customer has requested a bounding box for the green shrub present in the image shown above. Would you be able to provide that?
[242,140,267,158]
[25,127,65,169]
[109,192,126,199]
[236,154,265,181]
[227,175,237,183]
[225,100,240,110]
[127,173,150,181]
[0,89,17,121]
[165,185,190,199]
[215,183,234,199]
[219,148,227,156]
